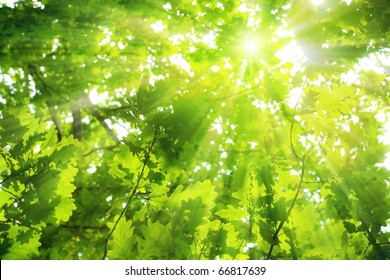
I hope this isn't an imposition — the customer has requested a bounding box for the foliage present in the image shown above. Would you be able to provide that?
[0,0,389,260]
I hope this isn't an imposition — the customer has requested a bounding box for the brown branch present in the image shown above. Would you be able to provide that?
[101,131,159,260]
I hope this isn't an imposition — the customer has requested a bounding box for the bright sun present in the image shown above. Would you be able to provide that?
[242,37,261,57]
[311,0,324,6]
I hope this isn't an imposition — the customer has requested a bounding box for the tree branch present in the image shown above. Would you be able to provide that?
[83,145,119,157]
[71,102,82,141]
[28,63,121,144]
[28,63,63,142]
[267,70,311,260]
[101,131,159,260]
[364,228,386,259]
[47,106,62,142]
[83,97,121,145]
[267,154,307,259]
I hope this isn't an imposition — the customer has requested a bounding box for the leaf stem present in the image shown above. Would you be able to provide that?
[101,131,159,260]
[267,69,311,260]
[267,154,307,260]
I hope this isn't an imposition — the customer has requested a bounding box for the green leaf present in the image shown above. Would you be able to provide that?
[164,180,218,210]
[1,225,41,259]
[258,164,274,191]
[137,220,172,259]
[1,0,389,261]
[116,144,141,171]
[259,221,279,245]
[107,216,135,259]
[175,197,207,233]
[0,111,29,145]
[215,206,249,221]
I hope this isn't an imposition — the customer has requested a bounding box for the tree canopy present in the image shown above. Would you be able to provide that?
[0,0,389,260]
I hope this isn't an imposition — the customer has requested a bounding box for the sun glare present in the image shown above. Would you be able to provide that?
[242,37,261,57]
[311,0,324,6]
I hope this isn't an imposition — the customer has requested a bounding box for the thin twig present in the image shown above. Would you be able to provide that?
[101,131,159,260]
[232,236,247,260]
[0,182,20,200]
[83,144,119,157]
[267,70,311,260]
[197,242,208,260]
[363,229,386,259]
[267,154,307,260]
[0,175,11,185]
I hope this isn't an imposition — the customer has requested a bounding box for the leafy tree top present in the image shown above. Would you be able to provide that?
[0,0,389,260]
